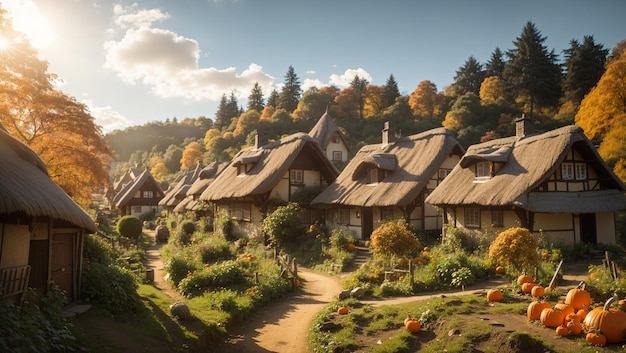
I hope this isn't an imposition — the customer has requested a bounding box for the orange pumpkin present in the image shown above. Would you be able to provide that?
[555,325,569,336]
[531,285,545,298]
[554,303,575,322]
[583,297,626,344]
[566,319,582,336]
[405,318,421,333]
[495,266,505,274]
[527,301,552,321]
[618,298,626,311]
[576,307,589,321]
[521,282,537,294]
[517,274,534,285]
[564,283,591,311]
[487,289,503,302]
[586,330,606,347]
[337,306,349,315]
[347,243,356,251]
[540,307,565,328]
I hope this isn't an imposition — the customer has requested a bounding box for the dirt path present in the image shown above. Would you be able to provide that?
[144,229,184,302]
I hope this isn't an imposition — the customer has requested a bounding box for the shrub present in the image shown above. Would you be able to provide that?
[489,227,539,272]
[370,219,420,260]
[181,220,196,235]
[178,260,246,297]
[214,208,233,240]
[116,215,143,240]
[261,202,305,248]
[198,237,236,264]
[83,233,114,265]
[81,262,142,315]
[164,254,198,287]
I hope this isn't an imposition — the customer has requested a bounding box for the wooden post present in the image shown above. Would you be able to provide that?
[254,272,258,284]
[548,259,564,289]
[409,259,414,286]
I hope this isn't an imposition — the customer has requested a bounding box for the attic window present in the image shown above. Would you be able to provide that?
[561,163,574,180]
[369,169,379,184]
[575,163,587,180]
[332,136,340,144]
[237,164,248,176]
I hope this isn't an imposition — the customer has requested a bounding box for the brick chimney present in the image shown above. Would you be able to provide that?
[255,131,267,149]
[515,114,533,138]
[382,121,395,145]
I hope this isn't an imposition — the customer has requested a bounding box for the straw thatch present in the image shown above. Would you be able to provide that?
[183,162,228,211]
[308,110,349,152]
[0,127,96,232]
[426,125,626,212]
[311,127,464,207]
[200,133,339,201]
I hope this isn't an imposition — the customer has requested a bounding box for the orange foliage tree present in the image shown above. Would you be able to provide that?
[488,227,539,272]
[0,10,112,206]
[370,219,421,262]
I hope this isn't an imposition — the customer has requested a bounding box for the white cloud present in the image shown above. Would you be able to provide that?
[329,68,373,88]
[84,100,133,132]
[302,78,327,91]
[104,5,274,102]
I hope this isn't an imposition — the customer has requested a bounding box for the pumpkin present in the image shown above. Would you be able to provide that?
[527,301,551,321]
[566,319,582,336]
[564,282,591,310]
[565,312,580,323]
[347,243,356,251]
[583,297,626,344]
[540,307,565,328]
[337,306,349,315]
[555,325,569,336]
[521,282,537,294]
[576,307,589,321]
[405,318,421,333]
[517,274,534,285]
[531,285,545,298]
[586,330,606,347]
[554,303,575,322]
[618,298,626,311]
[486,289,503,302]
[495,266,505,274]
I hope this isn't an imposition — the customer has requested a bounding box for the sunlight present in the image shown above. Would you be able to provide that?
[2,0,54,49]
[0,37,8,51]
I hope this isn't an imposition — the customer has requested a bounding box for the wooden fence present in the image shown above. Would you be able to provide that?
[0,265,31,303]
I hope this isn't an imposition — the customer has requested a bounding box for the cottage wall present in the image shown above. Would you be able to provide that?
[595,212,616,244]
[326,133,350,162]
[0,224,30,267]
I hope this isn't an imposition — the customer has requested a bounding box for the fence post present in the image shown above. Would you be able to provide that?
[409,259,414,286]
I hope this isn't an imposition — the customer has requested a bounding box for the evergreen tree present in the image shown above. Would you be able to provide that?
[277,65,302,112]
[267,89,280,107]
[214,94,230,129]
[562,35,608,105]
[453,56,485,97]
[247,82,265,112]
[382,74,401,108]
[503,21,562,117]
[485,47,506,77]
[350,75,369,120]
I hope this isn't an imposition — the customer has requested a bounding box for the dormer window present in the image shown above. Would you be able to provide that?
[475,161,491,179]
[237,164,248,176]
[561,162,574,180]
[369,168,379,184]
[575,163,587,180]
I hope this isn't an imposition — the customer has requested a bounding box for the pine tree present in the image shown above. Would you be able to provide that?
[453,56,485,96]
[503,21,562,117]
[562,35,608,105]
[485,47,506,77]
[266,89,280,107]
[277,65,302,113]
[247,82,265,112]
[214,94,230,129]
[382,74,401,108]
[350,75,369,120]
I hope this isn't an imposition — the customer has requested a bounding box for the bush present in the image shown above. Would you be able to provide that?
[81,262,142,315]
[370,219,420,260]
[178,260,246,297]
[489,227,539,272]
[214,208,233,240]
[181,220,196,235]
[117,215,143,240]
[261,203,305,248]
[197,237,236,264]
[164,254,198,287]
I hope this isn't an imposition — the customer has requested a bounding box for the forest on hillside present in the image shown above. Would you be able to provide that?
[107,21,626,189]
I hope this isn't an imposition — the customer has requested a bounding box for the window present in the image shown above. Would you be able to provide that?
[237,164,247,176]
[132,206,142,214]
[491,210,504,227]
[331,136,340,144]
[438,168,451,180]
[332,151,342,161]
[381,207,394,221]
[230,202,251,221]
[475,162,491,179]
[290,170,304,184]
[143,190,153,198]
[575,163,587,180]
[369,168,379,184]
[464,207,481,228]
[561,162,574,180]
[337,209,350,225]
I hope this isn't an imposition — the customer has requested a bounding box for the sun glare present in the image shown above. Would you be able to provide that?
[0,37,8,51]
[2,0,54,50]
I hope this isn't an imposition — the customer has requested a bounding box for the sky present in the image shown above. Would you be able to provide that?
[0,0,625,133]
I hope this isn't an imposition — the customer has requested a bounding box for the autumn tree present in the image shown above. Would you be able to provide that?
[163,144,183,172]
[489,227,539,272]
[233,109,260,138]
[479,76,504,105]
[247,82,265,112]
[576,43,626,180]
[293,86,338,129]
[363,85,385,118]
[180,141,204,170]
[370,219,421,262]
[333,87,361,121]
[408,80,444,119]
[503,21,562,117]
[350,75,369,120]
[0,9,112,205]
[277,65,302,113]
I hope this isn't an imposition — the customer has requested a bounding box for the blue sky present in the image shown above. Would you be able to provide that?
[1,0,625,132]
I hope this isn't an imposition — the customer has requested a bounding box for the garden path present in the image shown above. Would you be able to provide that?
[144,228,185,303]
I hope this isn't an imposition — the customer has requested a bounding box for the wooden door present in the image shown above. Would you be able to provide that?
[51,232,74,299]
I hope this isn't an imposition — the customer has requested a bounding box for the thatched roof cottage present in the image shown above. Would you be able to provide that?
[112,169,164,218]
[426,117,626,245]
[312,122,465,240]
[0,125,96,301]
[308,110,350,163]
[200,132,339,237]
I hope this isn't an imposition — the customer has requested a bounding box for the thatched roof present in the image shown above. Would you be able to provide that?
[186,162,228,197]
[200,132,339,201]
[311,127,464,207]
[426,125,626,212]
[113,169,163,207]
[0,127,96,232]
[308,110,349,151]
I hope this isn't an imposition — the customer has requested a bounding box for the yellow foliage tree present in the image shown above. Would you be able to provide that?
[180,141,203,171]
[479,76,504,105]
[370,219,420,261]
[408,80,444,118]
[488,227,539,272]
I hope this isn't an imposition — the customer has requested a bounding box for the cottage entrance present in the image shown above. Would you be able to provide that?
[579,213,597,246]
[51,232,75,299]
[361,207,373,240]
[28,239,49,297]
